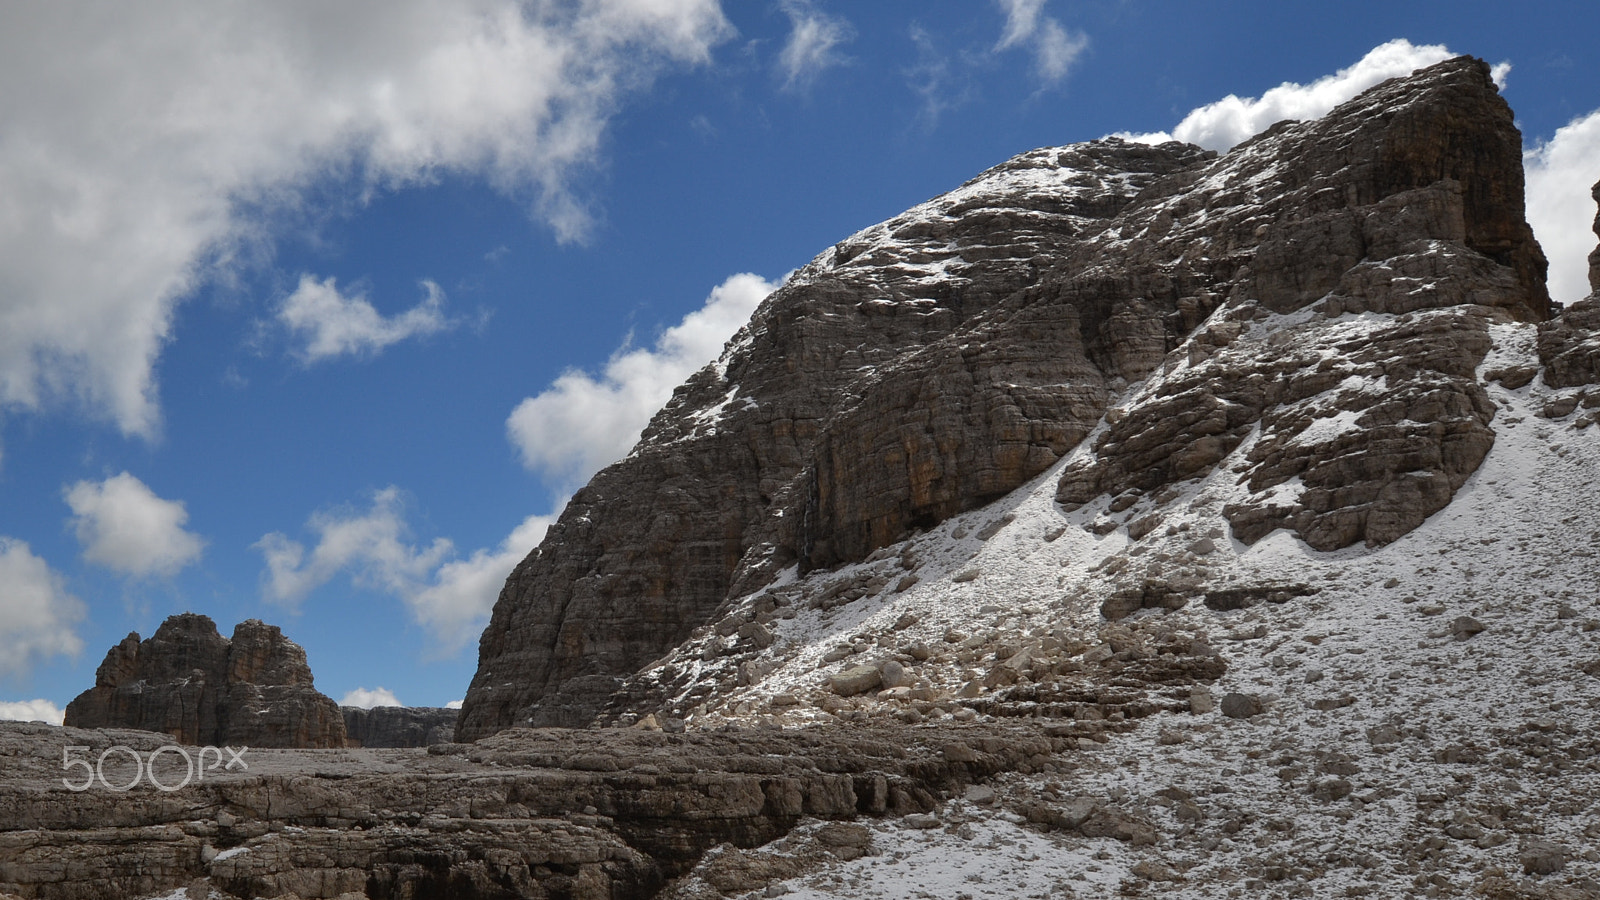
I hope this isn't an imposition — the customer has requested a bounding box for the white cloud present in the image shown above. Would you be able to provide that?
[256,487,451,607]
[507,271,776,492]
[279,275,455,362]
[340,686,402,709]
[1139,39,1462,151]
[0,538,84,678]
[993,0,1086,87]
[256,488,555,656]
[0,1,731,439]
[777,0,852,91]
[994,0,1045,50]
[405,511,556,655]
[1525,110,1600,303]
[0,699,65,726]
[64,472,205,578]
[445,699,464,709]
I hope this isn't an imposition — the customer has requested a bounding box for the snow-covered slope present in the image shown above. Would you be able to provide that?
[653,314,1599,898]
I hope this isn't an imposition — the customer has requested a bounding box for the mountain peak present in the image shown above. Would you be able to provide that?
[458,54,1567,739]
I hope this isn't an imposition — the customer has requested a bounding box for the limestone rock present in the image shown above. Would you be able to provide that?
[826,665,883,697]
[1537,179,1600,388]
[1056,58,1538,551]
[1521,841,1568,876]
[63,614,346,749]
[0,720,1058,899]
[1539,296,1600,389]
[460,139,1209,737]
[1220,692,1264,719]
[1451,615,1487,640]
[341,706,458,748]
[461,57,1552,737]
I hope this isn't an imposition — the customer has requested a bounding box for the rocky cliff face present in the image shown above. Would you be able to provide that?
[64,614,347,749]
[460,56,1553,738]
[341,705,458,748]
[1537,179,1600,390]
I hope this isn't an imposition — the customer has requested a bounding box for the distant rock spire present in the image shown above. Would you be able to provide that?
[64,613,347,748]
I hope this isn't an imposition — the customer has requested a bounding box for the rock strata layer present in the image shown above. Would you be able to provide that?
[64,614,346,749]
[341,705,459,748]
[0,721,1056,900]
[460,57,1553,738]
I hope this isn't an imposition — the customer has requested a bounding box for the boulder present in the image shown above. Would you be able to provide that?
[1220,692,1264,719]
[826,665,883,697]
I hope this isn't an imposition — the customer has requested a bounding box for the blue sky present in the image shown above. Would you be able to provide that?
[2,1,1598,721]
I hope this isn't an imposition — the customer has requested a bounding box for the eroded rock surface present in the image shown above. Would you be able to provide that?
[0,721,1060,900]
[1537,179,1600,389]
[341,705,459,748]
[461,57,1551,738]
[63,614,346,749]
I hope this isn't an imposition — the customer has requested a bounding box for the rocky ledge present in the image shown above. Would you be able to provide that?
[0,720,1071,900]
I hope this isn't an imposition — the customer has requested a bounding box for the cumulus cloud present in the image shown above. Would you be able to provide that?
[257,487,451,607]
[1122,40,1463,150]
[993,0,1087,87]
[1525,109,1600,303]
[0,699,65,726]
[445,699,464,709]
[776,0,852,91]
[507,272,776,492]
[405,511,556,654]
[279,275,456,362]
[0,538,84,678]
[0,1,731,439]
[340,686,402,709]
[63,472,205,578]
[256,488,554,656]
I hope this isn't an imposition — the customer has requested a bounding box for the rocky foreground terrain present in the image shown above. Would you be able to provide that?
[1,56,1597,899]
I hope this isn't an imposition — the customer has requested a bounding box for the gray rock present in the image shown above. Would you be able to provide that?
[64,614,346,749]
[1451,615,1486,640]
[1592,180,1600,295]
[1520,841,1567,876]
[826,665,883,697]
[1311,778,1354,802]
[0,720,1069,899]
[1220,692,1263,719]
[963,784,996,805]
[341,706,458,748]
